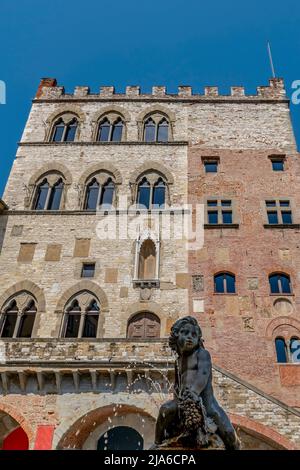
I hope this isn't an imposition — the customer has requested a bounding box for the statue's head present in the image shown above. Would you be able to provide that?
[169,316,203,354]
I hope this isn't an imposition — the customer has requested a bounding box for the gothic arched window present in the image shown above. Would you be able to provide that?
[0,294,37,338]
[143,114,170,142]
[84,175,115,210]
[127,312,160,339]
[97,117,124,142]
[136,175,166,209]
[51,117,78,142]
[138,239,156,280]
[62,293,100,338]
[34,176,64,210]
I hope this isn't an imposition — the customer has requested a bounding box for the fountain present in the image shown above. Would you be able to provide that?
[150,316,241,450]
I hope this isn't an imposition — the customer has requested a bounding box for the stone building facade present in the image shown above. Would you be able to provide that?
[0,78,299,450]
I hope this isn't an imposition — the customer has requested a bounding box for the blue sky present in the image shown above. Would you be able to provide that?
[0,0,299,197]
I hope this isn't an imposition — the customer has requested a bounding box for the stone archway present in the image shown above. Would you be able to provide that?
[56,404,155,450]
[0,405,33,450]
[230,413,297,450]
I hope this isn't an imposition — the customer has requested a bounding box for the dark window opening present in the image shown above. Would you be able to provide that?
[272,159,284,171]
[269,273,291,294]
[81,263,96,278]
[204,161,218,173]
[275,338,287,363]
[214,273,236,294]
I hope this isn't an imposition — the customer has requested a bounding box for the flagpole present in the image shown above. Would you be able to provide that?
[267,41,276,78]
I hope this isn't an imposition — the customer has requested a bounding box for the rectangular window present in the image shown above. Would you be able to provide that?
[208,211,218,224]
[266,200,276,207]
[267,211,278,224]
[279,200,290,207]
[271,159,284,171]
[204,161,218,173]
[81,263,95,278]
[221,200,231,207]
[281,211,292,224]
[206,199,234,225]
[222,211,233,224]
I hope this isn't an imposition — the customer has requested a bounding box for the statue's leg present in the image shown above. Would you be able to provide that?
[155,399,179,445]
[206,405,240,450]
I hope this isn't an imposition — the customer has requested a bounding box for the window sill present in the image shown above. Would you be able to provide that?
[270,293,294,297]
[213,292,237,296]
[264,224,300,229]
[204,224,239,229]
[19,141,189,147]
[133,280,160,288]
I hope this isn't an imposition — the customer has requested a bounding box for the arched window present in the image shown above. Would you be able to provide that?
[0,295,37,338]
[143,115,170,142]
[269,273,291,294]
[144,118,156,142]
[51,117,78,142]
[85,178,100,210]
[127,312,160,339]
[214,273,236,294]
[275,337,288,363]
[17,300,37,338]
[82,299,100,338]
[98,426,143,450]
[152,178,166,208]
[34,177,64,210]
[290,337,300,363]
[136,176,166,209]
[63,293,100,338]
[137,178,151,209]
[84,176,115,210]
[138,239,156,280]
[0,300,18,338]
[65,299,81,338]
[157,118,169,142]
[97,117,124,142]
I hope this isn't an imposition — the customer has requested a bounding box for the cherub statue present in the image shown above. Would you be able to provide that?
[154,316,240,450]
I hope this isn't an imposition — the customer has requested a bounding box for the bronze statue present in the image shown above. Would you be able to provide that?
[154,316,240,450]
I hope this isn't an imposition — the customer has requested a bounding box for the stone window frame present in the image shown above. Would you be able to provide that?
[268,154,286,172]
[134,171,169,210]
[201,156,220,174]
[45,107,85,142]
[91,106,130,142]
[268,272,293,296]
[31,173,65,211]
[0,292,38,339]
[129,162,174,206]
[204,197,239,226]
[137,106,176,142]
[25,164,72,210]
[73,259,100,280]
[263,197,295,226]
[82,171,118,210]
[133,230,160,288]
[94,112,126,142]
[77,163,123,210]
[60,291,103,339]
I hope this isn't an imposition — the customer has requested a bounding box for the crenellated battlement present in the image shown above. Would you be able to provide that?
[35,77,287,101]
